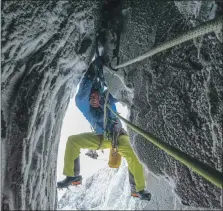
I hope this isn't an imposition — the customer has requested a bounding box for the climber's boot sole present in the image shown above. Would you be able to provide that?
[131,192,152,201]
[72,181,82,186]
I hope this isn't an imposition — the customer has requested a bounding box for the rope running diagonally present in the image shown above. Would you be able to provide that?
[102,16,223,188]
[103,72,115,138]
[114,16,222,69]
[107,105,223,189]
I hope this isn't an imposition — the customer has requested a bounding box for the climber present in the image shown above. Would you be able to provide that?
[57,57,151,201]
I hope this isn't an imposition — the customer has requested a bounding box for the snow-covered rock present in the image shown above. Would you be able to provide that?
[58,160,206,210]
[1,0,222,210]
[1,1,102,210]
[103,0,222,208]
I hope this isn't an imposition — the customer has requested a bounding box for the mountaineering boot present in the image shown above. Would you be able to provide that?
[57,175,82,189]
[131,190,152,201]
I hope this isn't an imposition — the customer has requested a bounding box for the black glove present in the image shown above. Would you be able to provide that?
[85,63,95,80]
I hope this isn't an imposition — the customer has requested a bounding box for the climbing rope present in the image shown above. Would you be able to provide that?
[102,16,223,188]
[107,105,223,189]
[103,75,113,138]
[114,16,222,69]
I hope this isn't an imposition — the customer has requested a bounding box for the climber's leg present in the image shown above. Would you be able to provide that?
[74,156,80,176]
[63,132,111,176]
[117,135,146,192]
[128,170,136,193]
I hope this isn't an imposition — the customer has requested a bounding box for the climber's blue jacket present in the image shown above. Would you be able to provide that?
[75,74,122,135]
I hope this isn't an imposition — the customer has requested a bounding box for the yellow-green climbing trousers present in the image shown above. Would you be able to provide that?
[63,132,146,192]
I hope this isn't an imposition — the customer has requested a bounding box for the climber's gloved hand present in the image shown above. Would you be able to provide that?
[85,63,95,80]
[85,56,104,82]
[85,149,99,159]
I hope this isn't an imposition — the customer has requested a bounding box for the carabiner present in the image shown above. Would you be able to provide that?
[109,56,119,71]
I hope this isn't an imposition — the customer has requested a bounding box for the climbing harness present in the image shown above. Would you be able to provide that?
[112,16,222,70]
[107,105,223,189]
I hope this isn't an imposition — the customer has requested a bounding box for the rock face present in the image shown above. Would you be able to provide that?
[1,0,222,210]
[1,0,102,209]
[103,0,222,208]
[58,161,191,210]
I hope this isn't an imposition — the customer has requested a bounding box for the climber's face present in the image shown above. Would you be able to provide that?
[90,90,100,108]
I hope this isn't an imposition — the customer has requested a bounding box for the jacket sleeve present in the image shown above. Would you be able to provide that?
[75,75,92,117]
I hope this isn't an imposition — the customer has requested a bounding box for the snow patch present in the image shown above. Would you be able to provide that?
[58,160,196,210]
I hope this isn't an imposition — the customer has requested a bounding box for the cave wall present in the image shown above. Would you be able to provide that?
[1,0,222,210]
[103,0,222,208]
[1,0,102,209]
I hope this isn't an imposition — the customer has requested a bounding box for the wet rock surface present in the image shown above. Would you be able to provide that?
[1,0,222,210]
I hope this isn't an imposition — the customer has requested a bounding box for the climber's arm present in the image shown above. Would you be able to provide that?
[75,64,95,115]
